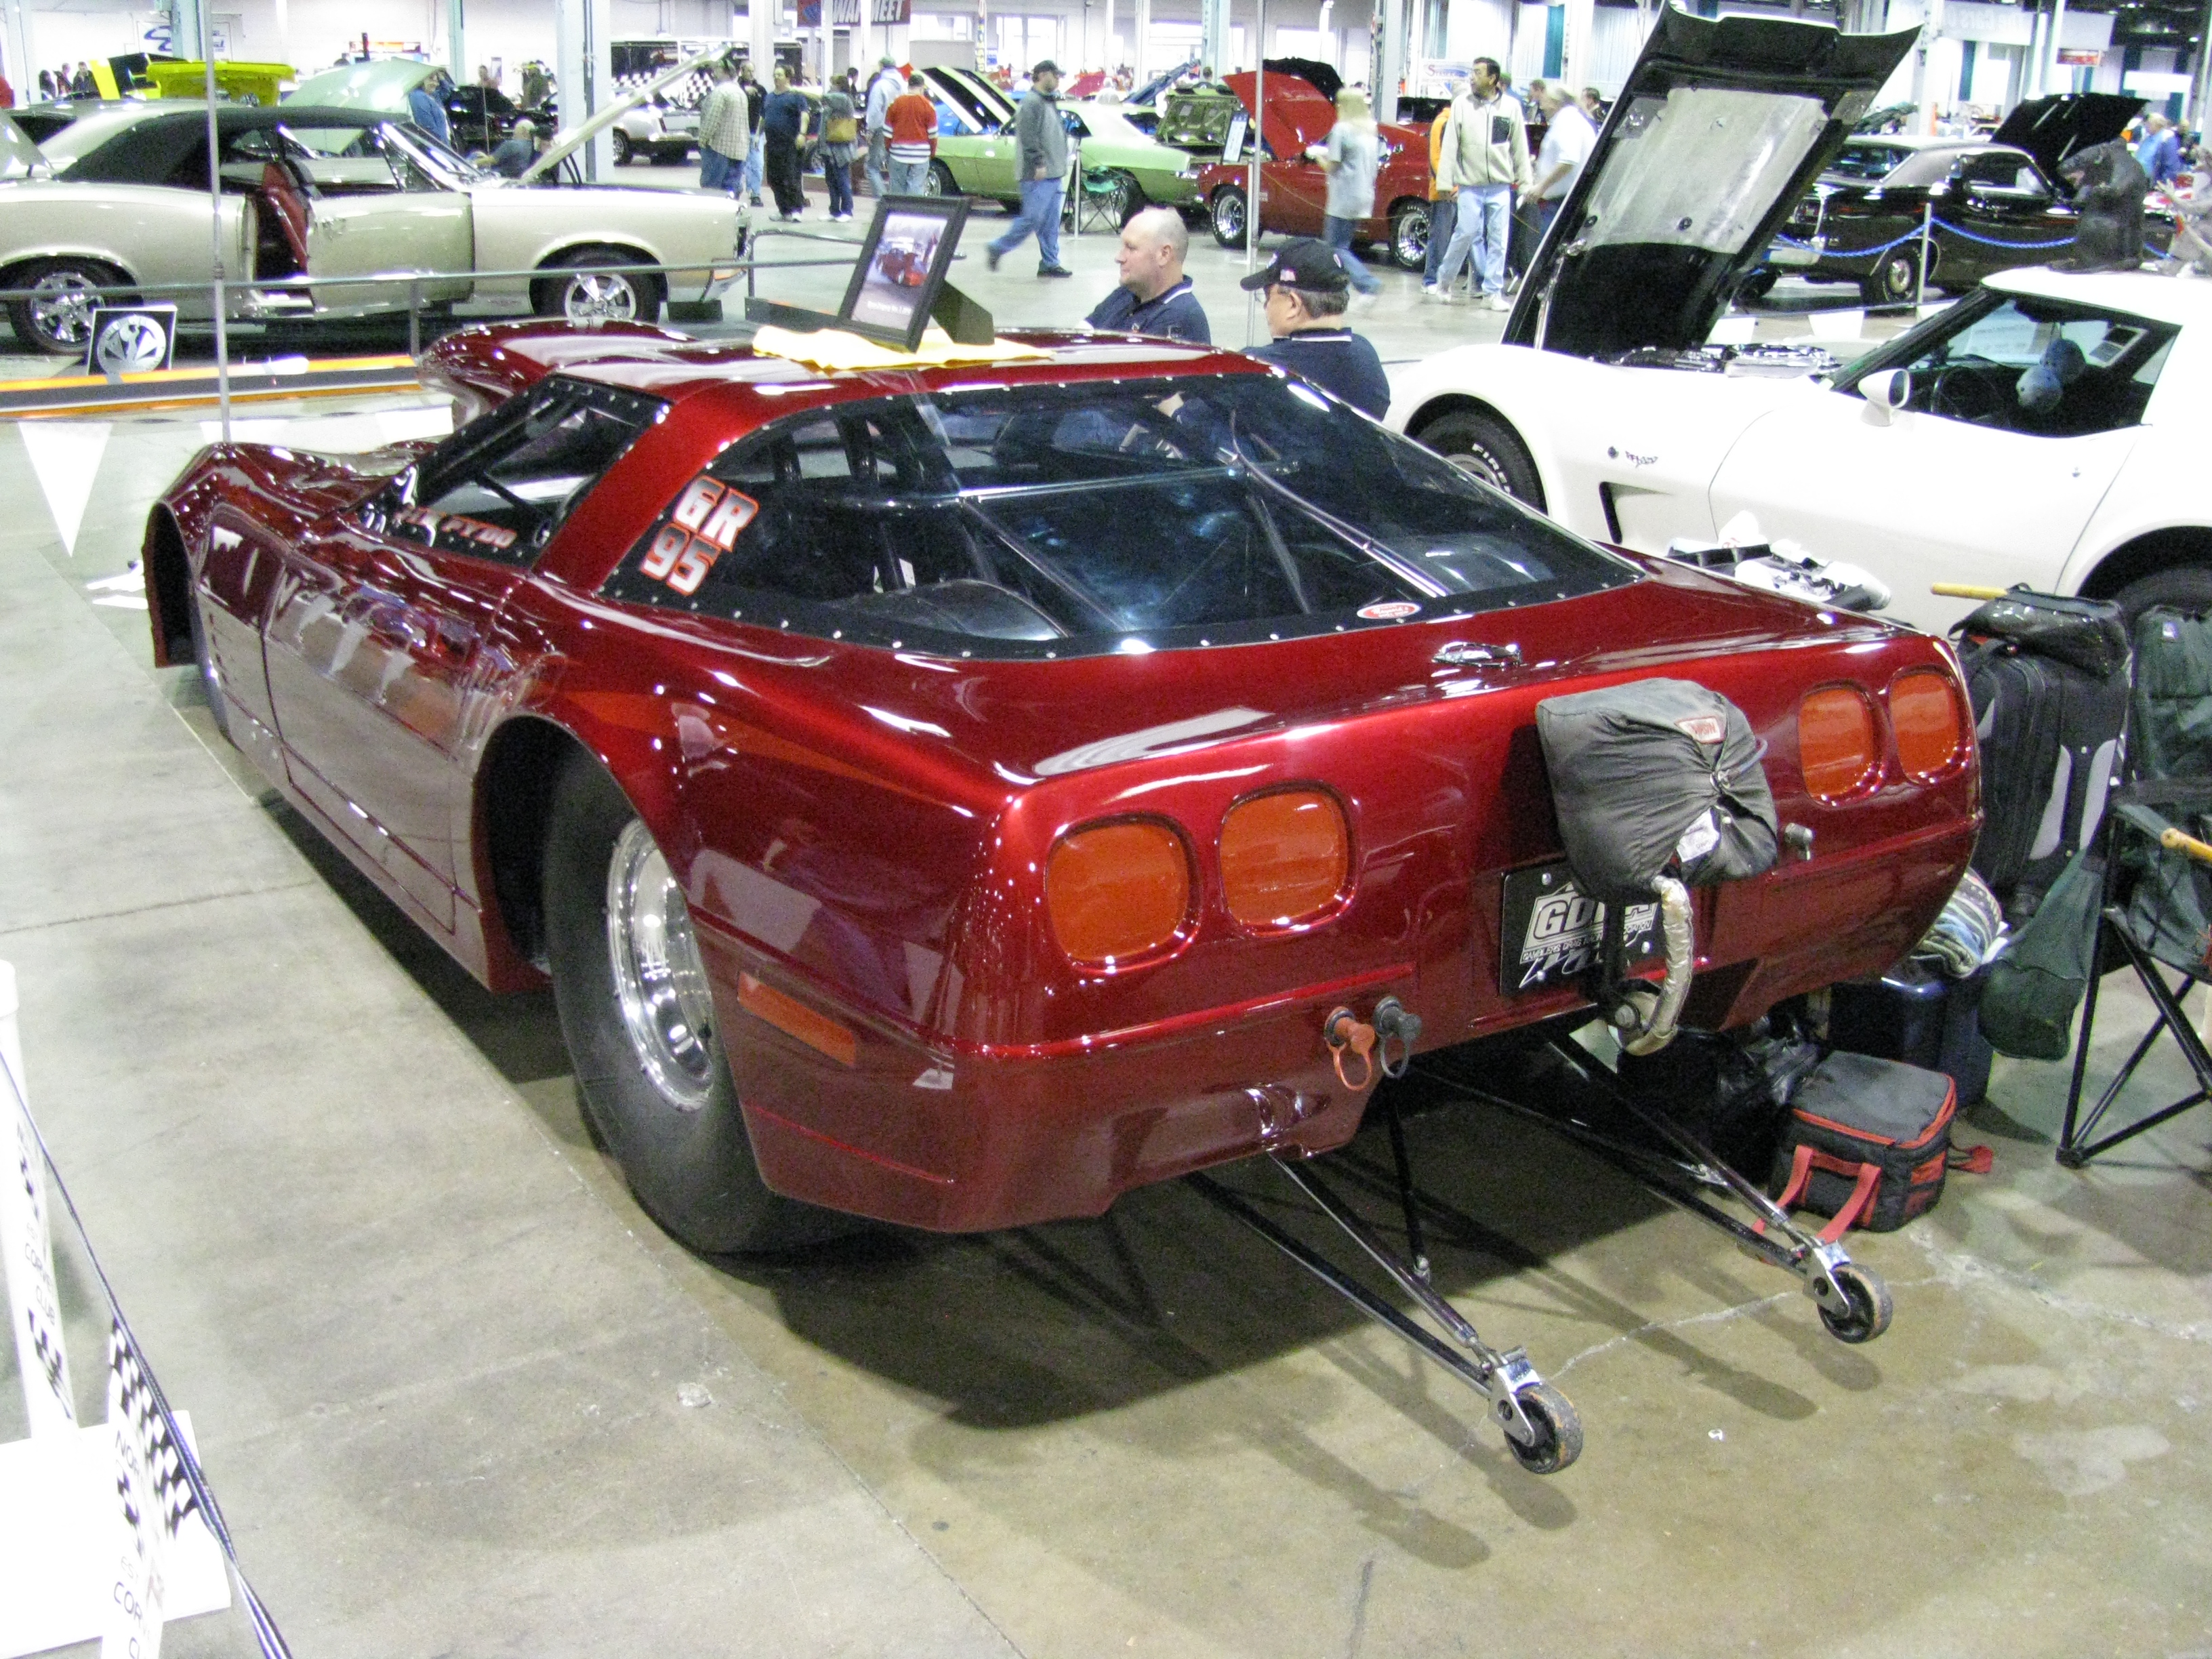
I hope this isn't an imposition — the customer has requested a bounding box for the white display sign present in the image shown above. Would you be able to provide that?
[0,964,75,1442]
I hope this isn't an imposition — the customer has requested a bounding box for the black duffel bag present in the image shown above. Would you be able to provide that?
[1536,678,1780,905]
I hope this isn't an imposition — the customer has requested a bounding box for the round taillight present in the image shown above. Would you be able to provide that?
[1891,669,1963,779]
[1046,820,1191,965]
[1798,687,1879,800]
[1221,789,1350,927]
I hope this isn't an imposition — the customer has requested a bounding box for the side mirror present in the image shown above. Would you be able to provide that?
[1860,367,1910,423]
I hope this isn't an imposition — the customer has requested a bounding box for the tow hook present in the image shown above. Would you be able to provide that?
[1372,996,1422,1079]
[1324,1007,1378,1091]
[1326,998,1426,1090]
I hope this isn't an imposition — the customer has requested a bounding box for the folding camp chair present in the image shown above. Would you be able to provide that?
[1071,165,1129,234]
[2060,607,2212,1166]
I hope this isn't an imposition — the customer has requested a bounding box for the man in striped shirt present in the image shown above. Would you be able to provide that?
[884,72,938,195]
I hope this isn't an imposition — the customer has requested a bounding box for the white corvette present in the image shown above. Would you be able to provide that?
[1387,12,2209,636]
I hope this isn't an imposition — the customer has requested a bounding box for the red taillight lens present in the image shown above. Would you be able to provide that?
[1046,820,1191,964]
[1798,687,1879,799]
[1891,669,1963,779]
[1221,789,1350,926]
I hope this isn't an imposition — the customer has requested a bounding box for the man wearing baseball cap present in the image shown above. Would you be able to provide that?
[986,61,1074,276]
[1239,239,1391,418]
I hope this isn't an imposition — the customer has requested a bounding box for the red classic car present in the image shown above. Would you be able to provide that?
[141,323,1976,1271]
[1195,68,1436,270]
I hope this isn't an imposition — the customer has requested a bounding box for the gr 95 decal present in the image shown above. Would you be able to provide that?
[638,476,759,596]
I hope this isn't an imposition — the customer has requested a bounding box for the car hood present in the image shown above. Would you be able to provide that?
[287,58,437,111]
[929,65,1018,127]
[523,45,729,182]
[1505,9,1916,361]
[1989,91,2143,180]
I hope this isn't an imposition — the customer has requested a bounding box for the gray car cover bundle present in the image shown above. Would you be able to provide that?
[1536,678,1781,905]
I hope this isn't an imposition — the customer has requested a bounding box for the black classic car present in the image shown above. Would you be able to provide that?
[1751,92,2156,303]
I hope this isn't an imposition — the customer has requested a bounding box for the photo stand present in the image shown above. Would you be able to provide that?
[743,194,994,349]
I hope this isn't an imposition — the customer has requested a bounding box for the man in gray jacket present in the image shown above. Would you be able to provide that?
[986,61,1073,277]
[1425,57,1531,309]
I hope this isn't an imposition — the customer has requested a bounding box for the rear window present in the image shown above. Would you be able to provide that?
[1826,141,1914,182]
[600,373,1635,656]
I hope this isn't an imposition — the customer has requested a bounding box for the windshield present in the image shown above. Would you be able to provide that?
[602,375,1635,656]
[1579,86,1830,255]
[281,119,486,186]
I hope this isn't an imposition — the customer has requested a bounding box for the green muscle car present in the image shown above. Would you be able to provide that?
[918,66,1200,224]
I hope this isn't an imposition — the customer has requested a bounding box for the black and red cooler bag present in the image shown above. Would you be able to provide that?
[1767,1052,1982,1235]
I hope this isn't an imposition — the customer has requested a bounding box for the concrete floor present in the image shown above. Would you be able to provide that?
[0,309,2207,1656]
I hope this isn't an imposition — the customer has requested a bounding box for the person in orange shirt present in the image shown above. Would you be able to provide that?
[1422,104,1456,295]
[884,71,939,195]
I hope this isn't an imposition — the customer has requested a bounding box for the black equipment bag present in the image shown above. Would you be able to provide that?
[1829,962,1994,1109]
[1954,591,2129,919]
[1957,588,2129,678]
[1534,678,1779,905]
[1767,1052,1973,1237]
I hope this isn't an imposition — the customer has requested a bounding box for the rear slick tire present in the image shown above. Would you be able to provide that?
[541,754,846,1255]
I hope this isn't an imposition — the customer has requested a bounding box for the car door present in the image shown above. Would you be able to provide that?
[1707,289,2173,634]
[262,380,662,928]
[281,121,474,308]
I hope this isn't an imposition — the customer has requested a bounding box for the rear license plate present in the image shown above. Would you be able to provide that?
[1498,862,1660,996]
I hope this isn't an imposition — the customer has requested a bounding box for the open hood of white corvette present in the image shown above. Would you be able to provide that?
[1506,8,1916,361]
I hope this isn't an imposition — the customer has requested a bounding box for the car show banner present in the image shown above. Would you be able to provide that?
[0,962,289,1659]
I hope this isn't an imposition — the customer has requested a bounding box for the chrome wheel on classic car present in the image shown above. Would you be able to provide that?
[925,159,957,197]
[1390,201,1431,270]
[1209,184,1247,248]
[1862,245,1924,306]
[533,249,660,323]
[10,258,124,355]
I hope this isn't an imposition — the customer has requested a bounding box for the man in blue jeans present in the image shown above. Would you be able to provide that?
[987,61,1073,277]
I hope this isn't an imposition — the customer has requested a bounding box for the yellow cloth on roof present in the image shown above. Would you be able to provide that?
[750,323,1052,371]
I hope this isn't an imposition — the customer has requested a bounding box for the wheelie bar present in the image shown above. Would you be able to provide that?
[1431,1040,1891,1343]
[1189,1155,1582,1473]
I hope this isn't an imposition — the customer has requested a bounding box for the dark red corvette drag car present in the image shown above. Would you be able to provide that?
[142,321,1979,1273]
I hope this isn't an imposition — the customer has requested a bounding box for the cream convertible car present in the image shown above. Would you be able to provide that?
[0,101,745,353]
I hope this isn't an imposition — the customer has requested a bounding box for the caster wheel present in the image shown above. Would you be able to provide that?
[1818,1262,1892,1345]
[1504,1382,1582,1474]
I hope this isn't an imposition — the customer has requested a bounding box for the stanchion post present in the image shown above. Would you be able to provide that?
[201,20,231,443]
[1245,47,1266,346]
[1916,199,1931,310]
[408,277,421,361]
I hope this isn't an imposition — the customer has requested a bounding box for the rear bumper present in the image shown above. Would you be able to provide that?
[700,912,1409,1233]
[694,813,1975,1234]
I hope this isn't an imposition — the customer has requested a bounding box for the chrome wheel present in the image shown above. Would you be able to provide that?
[605,819,718,1111]
[1210,186,1247,248]
[1391,202,1431,269]
[28,268,100,350]
[560,270,642,322]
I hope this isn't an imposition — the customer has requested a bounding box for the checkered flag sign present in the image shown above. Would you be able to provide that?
[110,1316,201,1543]
[3,1050,77,1437]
